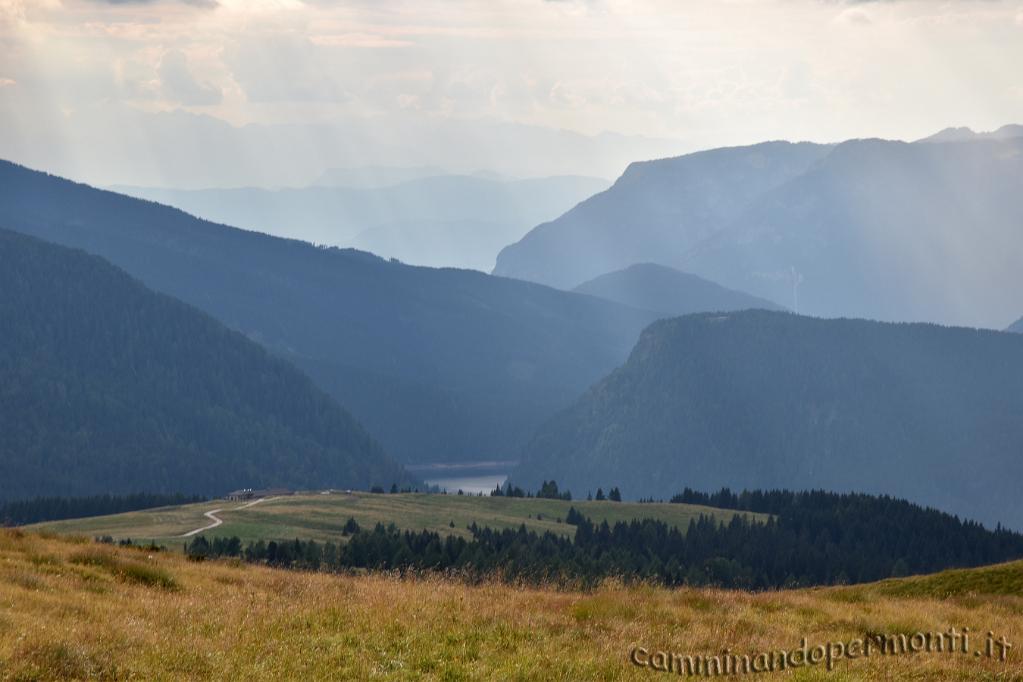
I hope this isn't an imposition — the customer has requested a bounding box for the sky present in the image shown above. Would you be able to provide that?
[1,0,1021,187]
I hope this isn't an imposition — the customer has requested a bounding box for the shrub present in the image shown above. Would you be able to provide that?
[118,562,178,590]
[70,546,178,590]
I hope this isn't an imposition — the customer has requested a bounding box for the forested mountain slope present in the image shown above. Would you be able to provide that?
[0,160,656,463]
[514,310,1023,529]
[0,229,409,499]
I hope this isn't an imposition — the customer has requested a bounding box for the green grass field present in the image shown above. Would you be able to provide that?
[31,492,765,545]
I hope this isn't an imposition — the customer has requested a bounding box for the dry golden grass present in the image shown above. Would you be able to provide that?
[1,529,1022,681]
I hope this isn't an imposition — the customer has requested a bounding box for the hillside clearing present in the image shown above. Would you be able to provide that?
[30,492,764,545]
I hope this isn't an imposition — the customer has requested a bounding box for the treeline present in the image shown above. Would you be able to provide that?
[0,493,205,526]
[491,480,573,500]
[182,489,1023,589]
[489,480,621,501]
[670,487,1018,531]
[671,487,946,513]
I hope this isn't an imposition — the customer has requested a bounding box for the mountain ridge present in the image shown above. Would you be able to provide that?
[513,310,1023,529]
[0,228,409,500]
[917,123,1023,143]
[679,136,1023,326]
[493,140,833,289]
[112,174,608,271]
[494,133,1023,328]
[0,159,658,464]
[572,263,784,317]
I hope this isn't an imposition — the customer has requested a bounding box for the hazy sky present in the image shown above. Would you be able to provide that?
[1,0,1021,186]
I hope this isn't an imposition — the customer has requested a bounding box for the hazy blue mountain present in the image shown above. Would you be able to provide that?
[114,174,608,271]
[513,310,1023,529]
[0,228,409,500]
[313,165,506,188]
[917,124,1023,143]
[494,133,1023,328]
[2,105,684,188]
[572,263,784,317]
[313,165,449,188]
[493,141,832,289]
[1008,318,1023,333]
[0,160,656,464]
[348,219,525,272]
[683,137,1023,327]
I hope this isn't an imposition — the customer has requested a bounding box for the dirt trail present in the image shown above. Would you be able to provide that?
[178,497,270,537]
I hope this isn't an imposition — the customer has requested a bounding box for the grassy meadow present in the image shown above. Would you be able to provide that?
[0,528,1021,680]
[30,492,765,546]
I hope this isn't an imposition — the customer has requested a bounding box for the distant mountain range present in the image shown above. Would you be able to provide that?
[917,124,1023,143]
[0,160,657,464]
[573,263,784,317]
[0,104,685,187]
[0,228,409,500]
[494,129,1023,329]
[313,165,452,188]
[113,174,607,272]
[513,310,1023,530]
[1009,318,1023,333]
[495,141,829,289]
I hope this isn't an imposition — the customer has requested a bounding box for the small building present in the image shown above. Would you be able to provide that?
[225,487,293,501]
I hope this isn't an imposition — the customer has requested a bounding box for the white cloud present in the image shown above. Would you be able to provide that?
[308,33,412,48]
[1,0,1021,182]
[835,7,872,25]
[85,0,219,7]
[158,49,221,105]
[226,35,353,103]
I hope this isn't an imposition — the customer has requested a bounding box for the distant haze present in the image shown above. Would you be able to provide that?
[496,133,1023,329]
[115,174,609,271]
[3,1,1023,189]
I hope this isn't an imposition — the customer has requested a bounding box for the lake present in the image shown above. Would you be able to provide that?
[405,460,516,495]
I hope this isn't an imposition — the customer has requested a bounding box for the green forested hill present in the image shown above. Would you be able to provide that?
[0,160,656,463]
[514,310,1023,529]
[0,229,409,500]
